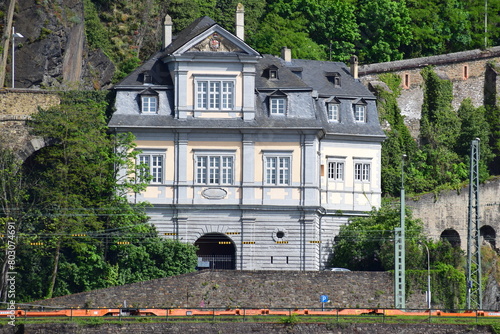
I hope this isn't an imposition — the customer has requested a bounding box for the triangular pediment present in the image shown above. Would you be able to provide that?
[172,25,260,57]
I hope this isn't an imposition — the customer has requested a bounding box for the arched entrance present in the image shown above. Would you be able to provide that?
[440,229,461,247]
[480,225,496,249]
[194,233,236,270]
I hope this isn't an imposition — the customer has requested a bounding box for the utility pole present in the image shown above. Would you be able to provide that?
[394,154,407,309]
[467,139,482,310]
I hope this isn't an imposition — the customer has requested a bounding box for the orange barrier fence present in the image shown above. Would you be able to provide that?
[0,308,496,318]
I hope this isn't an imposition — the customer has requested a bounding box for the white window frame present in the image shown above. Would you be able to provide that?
[137,152,164,184]
[141,95,158,114]
[263,151,292,186]
[354,104,366,122]
[328,103,340,122]
[270,97,287,115]
[194,151,235,185]
[328,160,344,181]
[354,162,371,182]
[194,76,235,110]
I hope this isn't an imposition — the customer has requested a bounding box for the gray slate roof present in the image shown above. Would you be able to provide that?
[161,16,216,55]
[289,59,374,99]
[110,16,385,139]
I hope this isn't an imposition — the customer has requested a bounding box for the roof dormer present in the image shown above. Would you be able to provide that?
[138,88,159,114]
[325,72,341,87]
[141,71,153,85]
[268,90,288,116]
[264,65,280,80]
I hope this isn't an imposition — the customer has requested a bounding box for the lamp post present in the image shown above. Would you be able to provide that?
[419,241,431,310]
[11,27,24,88]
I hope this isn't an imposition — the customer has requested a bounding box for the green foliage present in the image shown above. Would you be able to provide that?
[456,99,493,182]
[13,91,197,301]
[279,313,299,325]
[404,0,471,58]
[330,200,423,271]
[250,12,325,60]
[84,0,111,54]
[485,104,500,174]
[374,73,417,196]
[331,198,468,309]
[356,0,412,63]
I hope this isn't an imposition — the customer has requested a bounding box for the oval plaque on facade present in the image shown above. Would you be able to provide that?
[202,188,227,200]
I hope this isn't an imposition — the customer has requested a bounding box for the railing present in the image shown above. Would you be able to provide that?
[197,255,235,269]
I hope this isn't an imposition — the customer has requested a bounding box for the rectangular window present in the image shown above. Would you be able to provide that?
[197,81,208,109]
[328,103,339,122]
[196,80,234,110]
[403,73,410,89]
[354,104,366,122]
[265,156,290,185]
[196,155,233,185]
[138,153,163,183]
[354,163,370,182]
[142,96,157,113]
[270,97,286,115]
[328,161,344,180]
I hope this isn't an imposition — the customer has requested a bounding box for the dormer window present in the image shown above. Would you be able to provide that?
[269,91,287,115]
[139,88,158,114]
[326,97,341,122]
[326,72,341,87]
[271,97,286,114]
[265,65,279,80]
[328,103,340,122]
[353,101,366,122]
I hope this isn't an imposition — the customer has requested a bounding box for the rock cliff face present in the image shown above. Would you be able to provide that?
[1,0,114,89]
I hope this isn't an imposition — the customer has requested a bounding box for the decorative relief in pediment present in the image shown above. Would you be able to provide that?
[189,33,243,52]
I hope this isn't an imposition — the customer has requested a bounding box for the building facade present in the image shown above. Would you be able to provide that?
[108,14,385,271]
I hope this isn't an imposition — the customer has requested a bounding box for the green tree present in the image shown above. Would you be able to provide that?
[19,91,197,301]
[250,12,325,59]
[413,67,464,192]
[264,0,359,61]
[464,0,500,49]
[330,200,423,271]
[374,74,417,196]
[26,92,114,298]
[404,0,471,58]
[356,0,412,63]
[455,99,492,182]
[0,145,27,302]
[486,105,500,174]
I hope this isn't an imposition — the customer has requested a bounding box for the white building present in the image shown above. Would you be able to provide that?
[108,12,385,271]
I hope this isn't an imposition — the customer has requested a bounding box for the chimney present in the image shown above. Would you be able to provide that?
[350,55,358,79]
[235,3,244,40]
[163,14,173,49]
[281,47,292,62]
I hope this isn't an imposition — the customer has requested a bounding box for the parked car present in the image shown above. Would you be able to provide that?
[324,268,351,272]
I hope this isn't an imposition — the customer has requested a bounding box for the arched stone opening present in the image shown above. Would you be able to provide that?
[480,225,496,249]
[194,233,236,270]
[440,229,461,247]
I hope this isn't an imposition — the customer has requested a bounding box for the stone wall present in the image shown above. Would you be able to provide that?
[36,270,424,309]
[359,46,500,139]
[0,90,59,159]
[407,177,500,249]
[0,323,494,334]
